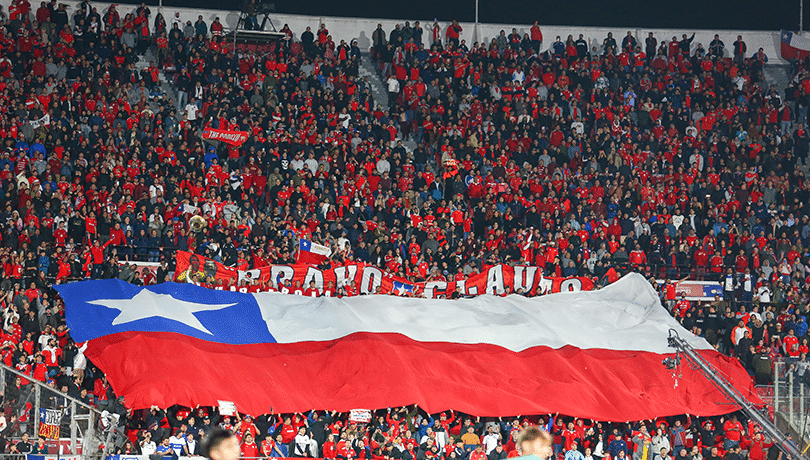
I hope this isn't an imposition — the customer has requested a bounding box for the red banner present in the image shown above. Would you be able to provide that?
[202,126,249,147]
[174,251,594,298]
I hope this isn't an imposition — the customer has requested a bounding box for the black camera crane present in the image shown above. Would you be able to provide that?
[665,329,805,460]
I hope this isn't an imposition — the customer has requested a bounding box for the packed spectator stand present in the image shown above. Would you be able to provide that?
[0,0,805,457]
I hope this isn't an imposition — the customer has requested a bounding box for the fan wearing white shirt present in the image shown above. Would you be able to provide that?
[139,432,157,456]
[185,433,198,456]
[169,431,187,456]
[185,98,199,127]
[483,426,501,454]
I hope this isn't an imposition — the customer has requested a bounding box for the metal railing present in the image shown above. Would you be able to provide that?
[773,359,810,449]
[668,330,804,460]
[0,364,115,459]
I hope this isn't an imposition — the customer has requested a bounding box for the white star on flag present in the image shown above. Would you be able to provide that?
[89,290,236,335]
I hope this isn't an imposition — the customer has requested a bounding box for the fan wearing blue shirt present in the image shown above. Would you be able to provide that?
[155,437,175,459]
[565,443,585,460]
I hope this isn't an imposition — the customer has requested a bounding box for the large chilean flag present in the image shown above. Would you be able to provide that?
[55,274,758,420]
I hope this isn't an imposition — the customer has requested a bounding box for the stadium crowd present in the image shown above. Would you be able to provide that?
[0,0,804,457]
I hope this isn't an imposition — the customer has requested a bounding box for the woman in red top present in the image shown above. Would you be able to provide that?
[323,434,337,459]
[240,433,260,458]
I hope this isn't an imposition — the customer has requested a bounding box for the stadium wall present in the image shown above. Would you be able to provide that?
[30,0,790,64]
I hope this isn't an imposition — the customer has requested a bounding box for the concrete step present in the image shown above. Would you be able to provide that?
[360,53,388,109]
[763,64,792,92]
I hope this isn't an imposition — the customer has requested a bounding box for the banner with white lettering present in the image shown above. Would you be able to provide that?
[29,113,50,129]
[218,400,237,416]
[202,126,249,147]
[174,251,594,298]
[349,409,372,423]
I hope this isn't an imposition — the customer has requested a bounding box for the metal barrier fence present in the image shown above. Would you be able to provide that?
[772,359,810,444]
[0,364,115,459]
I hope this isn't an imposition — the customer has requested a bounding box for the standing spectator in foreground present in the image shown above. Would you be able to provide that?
[709,34,724,57]
[621,31,636,53]
[530,22,543,52]
[733,35,746,64]
[645,32,657,64]
[722,415,744,450]
[446,20,462,48]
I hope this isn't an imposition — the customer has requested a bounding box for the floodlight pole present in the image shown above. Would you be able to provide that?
[474,0,479,44]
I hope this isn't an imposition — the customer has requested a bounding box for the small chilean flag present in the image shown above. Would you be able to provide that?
[781,30,810,60]
[297,239,331,265]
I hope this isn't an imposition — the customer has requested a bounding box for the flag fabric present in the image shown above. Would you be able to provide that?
[55,274,759,420]
[391,281,415,296]
[218,400,237,416]
[38,409,61,439]
[29,113,50,129]
[781,30,810,60]
[16,172,28,189]
[606,267,619,283]
[201,126,249,147]
[296,239,331,265]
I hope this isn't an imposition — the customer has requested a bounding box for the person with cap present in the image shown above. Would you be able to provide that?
[235,413,259,439]
[219,415,234,431]
[566,442,585,460]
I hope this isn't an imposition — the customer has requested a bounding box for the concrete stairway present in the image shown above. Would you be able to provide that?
[134,47,179,106]
[358,53,389,111]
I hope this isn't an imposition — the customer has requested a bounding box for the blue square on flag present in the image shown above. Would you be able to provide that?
[392,281,414,295]
[781,29,810,60]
